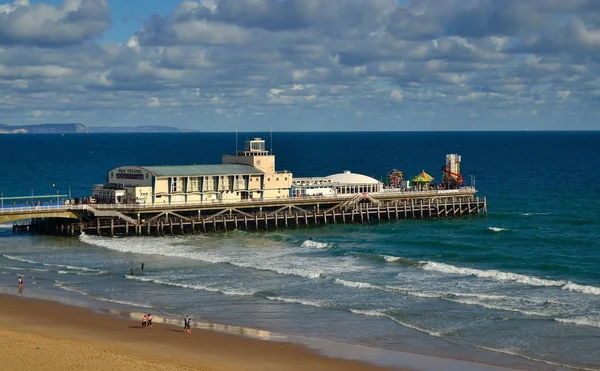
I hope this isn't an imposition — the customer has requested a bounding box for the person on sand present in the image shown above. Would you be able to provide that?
[184,315,192,334]
[147,313,153,329]
[186,317,193,334]
[18,276,23,296]
[142,314,147,329]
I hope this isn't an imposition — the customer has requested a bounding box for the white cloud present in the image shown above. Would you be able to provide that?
[0,0,599,130]
[148,97,161,107]
[390,89,404,102]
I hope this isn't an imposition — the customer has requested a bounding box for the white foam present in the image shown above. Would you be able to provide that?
[349,308,389,317]
[421,261,567,287]
[301,240,330,249]
[334,278,377,290]
[2,254,106,275]
[562,281,600,296]
[54,281,153,308]
[2,254,37,264]
[350,309,451,338]
[383,255,403,262]
[79,233,363,281]
[554,316,600,328]
[264,295,329,309]
[388,317,444,338]
[487,227,507,232]
[474,345,598,371]
[448,297,549,317]
[125,275,255,297]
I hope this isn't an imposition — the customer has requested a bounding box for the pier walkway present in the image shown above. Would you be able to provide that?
[2,187,486,236]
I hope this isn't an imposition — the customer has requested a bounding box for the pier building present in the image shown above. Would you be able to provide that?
[93,138,292,205]
[291,171,382,197]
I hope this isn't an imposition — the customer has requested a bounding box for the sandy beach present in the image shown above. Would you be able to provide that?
[0,293,403,371]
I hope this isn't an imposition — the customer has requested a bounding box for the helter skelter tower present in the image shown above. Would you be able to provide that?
[442,154,463,188]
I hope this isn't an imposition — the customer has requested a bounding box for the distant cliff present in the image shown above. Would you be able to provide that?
[0,124,194,134]
[0,123,90,134]
[90,125,196,133]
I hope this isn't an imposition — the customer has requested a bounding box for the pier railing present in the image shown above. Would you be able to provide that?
[0,187,476,214]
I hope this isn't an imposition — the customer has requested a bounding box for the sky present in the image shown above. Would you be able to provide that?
[1,0,600,131]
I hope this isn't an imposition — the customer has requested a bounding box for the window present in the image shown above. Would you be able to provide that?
[189,177,200,192]
[171,177,184,193]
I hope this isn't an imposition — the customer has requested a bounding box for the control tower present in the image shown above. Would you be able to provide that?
[222,137,292,199]
[222,138,274,173]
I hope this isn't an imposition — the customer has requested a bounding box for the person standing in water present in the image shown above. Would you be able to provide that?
[130,268,134,276]
[140,262,145,270]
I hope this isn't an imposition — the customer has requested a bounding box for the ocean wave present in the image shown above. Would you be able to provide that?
[2,254,38,264]
[334,278,378,290]
[421,261,565,287]
[54,281,153,309]
[79,233,334,280]
[382,255,422,266]
[300,239,330,249]
[421,261,600,296]
[474,345,598,371]
[349,308,389,317]
[448,297,550,317]
[487,227,507,232]
[562,281,600,296]
[2,254,107,275]
[554,317,600,328]
[263,295,329,309]
[125,275,255,297]
[350,307,448,337]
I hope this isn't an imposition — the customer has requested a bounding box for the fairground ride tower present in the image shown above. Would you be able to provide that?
[443,154,463,188]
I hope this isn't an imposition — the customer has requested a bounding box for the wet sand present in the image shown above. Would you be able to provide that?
[0,293,404,371]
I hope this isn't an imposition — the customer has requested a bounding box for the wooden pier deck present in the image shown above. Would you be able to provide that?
[2,188,487,237]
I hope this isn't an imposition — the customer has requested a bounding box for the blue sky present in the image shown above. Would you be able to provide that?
[1,0,599,131]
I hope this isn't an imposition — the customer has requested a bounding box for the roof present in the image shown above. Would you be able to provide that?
[140,164,264,177]
[325,171,380,184]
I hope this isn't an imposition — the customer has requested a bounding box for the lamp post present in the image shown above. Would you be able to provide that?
[68,186,71,200]
[56,190,60,207]
[31,189,34,207]
[1,192,3,211]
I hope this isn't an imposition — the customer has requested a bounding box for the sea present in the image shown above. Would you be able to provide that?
[0,131,599,370]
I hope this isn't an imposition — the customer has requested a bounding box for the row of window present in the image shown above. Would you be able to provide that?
[170,176,255,193]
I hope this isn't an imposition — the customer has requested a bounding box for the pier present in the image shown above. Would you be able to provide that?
[1,188,486,237]
[1,139,487,237]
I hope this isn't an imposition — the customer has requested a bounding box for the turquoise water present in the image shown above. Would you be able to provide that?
[1,132,599,370]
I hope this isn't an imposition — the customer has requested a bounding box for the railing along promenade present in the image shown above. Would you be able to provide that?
[0,187,476,216]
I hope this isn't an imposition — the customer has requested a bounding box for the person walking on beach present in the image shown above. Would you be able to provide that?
[142,314,147,329]
[183,316,192,334]
[147,313,153,329]
[18,276,23,296]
